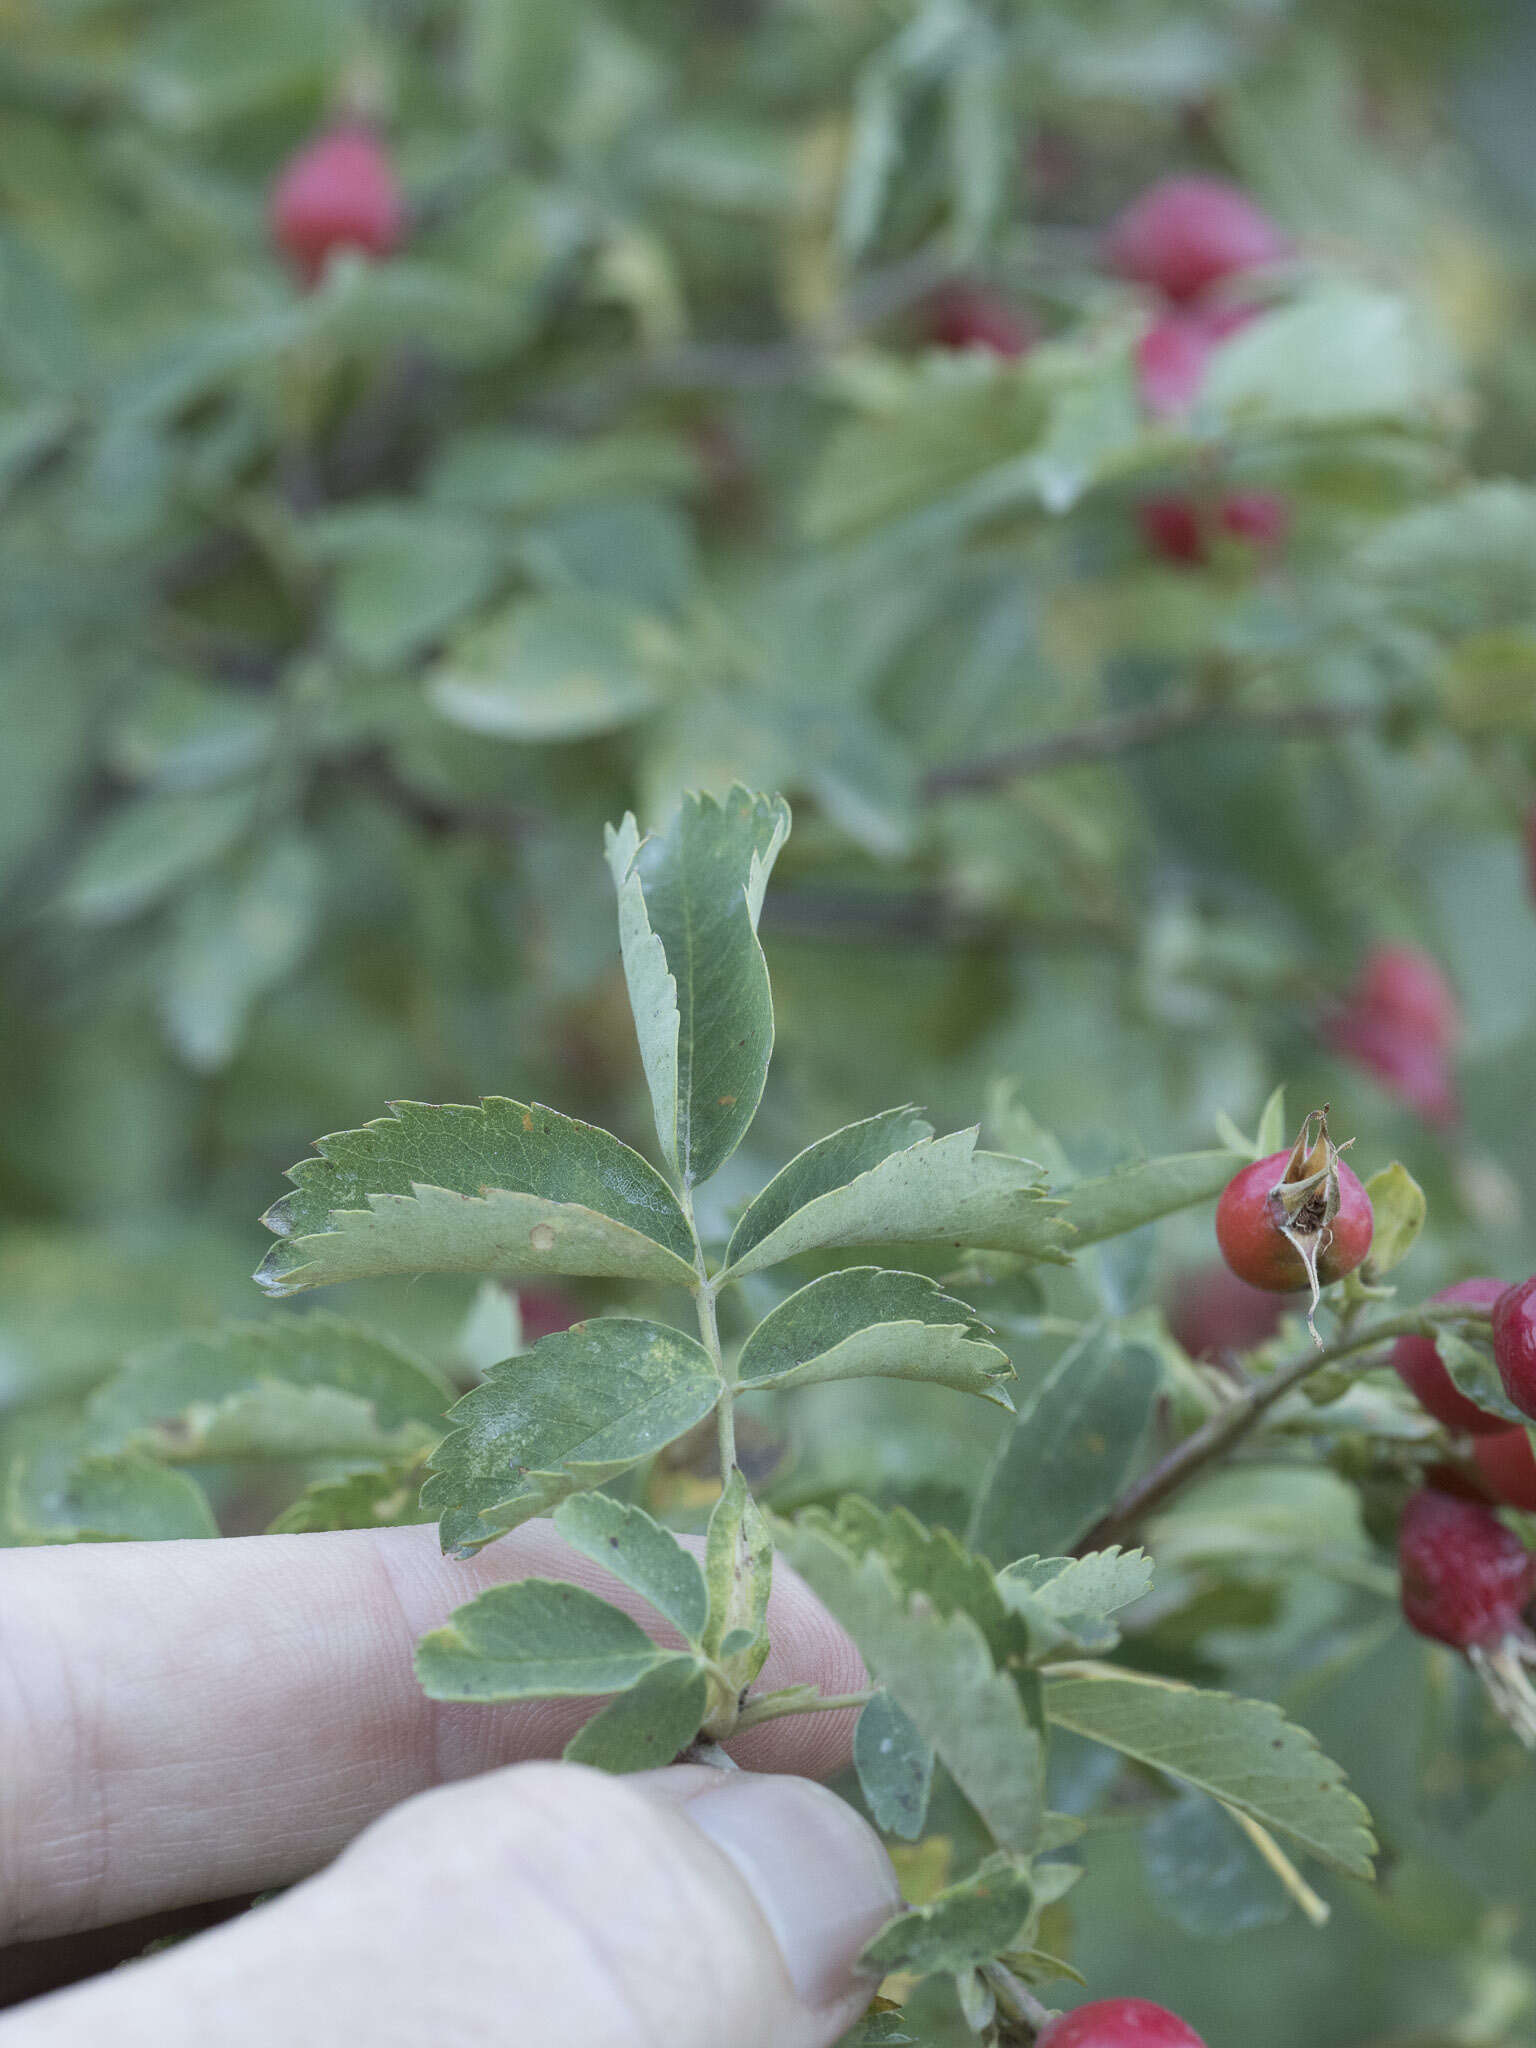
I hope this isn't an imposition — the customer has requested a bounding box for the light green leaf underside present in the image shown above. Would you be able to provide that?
[861,1852,1034,1978]
[415,1578,671,1701]
[721,1124,1069,1282]
[723,1107,935,1272]
[256,1098,696,1297]
[267,1455,433,1534]
[86,1315,450,1463]
[736,1267,1013,1407]
[553,1492,709,1645]
[563,1656,709,1772]
[606,786,791,1189]
[423,1318,720,1557]
[971,1328,1161,1562]
[701,1468,773,1694]
[1060,1151,1244,1248]
[776,1516,1044,1853]
[1042,1667,1376,1880]
[1361,1162,1426,1277]
[6,1436,218,1545]
[999,1548,1153,1623]
[854,1690,934,1840]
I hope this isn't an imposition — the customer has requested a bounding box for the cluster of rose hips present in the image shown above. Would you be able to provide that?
[1209,1110,1536,1740]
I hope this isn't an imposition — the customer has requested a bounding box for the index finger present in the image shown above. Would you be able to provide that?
[0,1520,864,1945]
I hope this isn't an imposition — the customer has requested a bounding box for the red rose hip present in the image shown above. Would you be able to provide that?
[1399,1485,1536,1742]
[1493,1277,1536,1420]
[1217,490,1289,551]
[270,124,404,286]
[1356,945,1459,1050]
[1038,1998,1206,2047]
[1104,176,1289,303]
[1215,1110,1372,1331]
[1166,1262,1285,1361]
[1472,1429,1536,1512]
[1392,1278,1507,1436]
[1138,494,1206,565]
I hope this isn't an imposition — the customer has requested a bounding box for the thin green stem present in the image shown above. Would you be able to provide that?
[983,1961,1053,2037]
[733,1687,875,1732]
[680,1181,736,1479]
[1076,1304,1486,1553]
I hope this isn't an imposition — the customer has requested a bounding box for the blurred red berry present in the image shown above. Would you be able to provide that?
[1493,1277,1536,1421]
[1137,315,1213,418]
[1136,303,1261,418]
[270,125,403,287]
[1401,1484,1536,1742]
[518,1287,584,1345]
[1399,1486,1536,1650]
[1166,1262,1286,1359]
[1392,1279,1508,1436]
[1104,176,1289,304]
[1218,490,1289,550]
[1473,1430,1536,1512]
[1356,945,1460,1051]
[1325,1006,1458,1127]
[1138,494,1207,564]
[1038,1999,1206,2048]
[927,284,1035,358]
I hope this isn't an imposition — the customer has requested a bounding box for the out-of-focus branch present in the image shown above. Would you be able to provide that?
[923,697,1382,799]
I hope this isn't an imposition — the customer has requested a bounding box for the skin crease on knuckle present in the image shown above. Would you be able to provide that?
[0,1522,866,1947]
[0,1765,863,2048]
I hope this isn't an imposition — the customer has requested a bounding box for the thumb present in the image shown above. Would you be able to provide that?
[3,1763,902,2048]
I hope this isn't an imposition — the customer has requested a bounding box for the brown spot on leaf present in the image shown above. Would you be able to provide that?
[529,1223,556,1253]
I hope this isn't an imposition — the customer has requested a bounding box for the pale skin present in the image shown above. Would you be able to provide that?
[0,1523,900,2047]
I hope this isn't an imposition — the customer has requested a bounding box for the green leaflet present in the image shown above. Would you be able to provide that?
[1042,1666,1377,1880]
[423,1318,720,1558]
[563,1656,709,1772]
[736,1267,1014,1408]
[255,1098,697,1297]
[998,1548,1154,1625]
[1438,1328,1530,1429]
[720,1123,1070,1282]
[1362,1164,1426,1277]
[1060,1151,1244,1248]
[427,590,666,742]
[605,786,791,1189]
[776,1513,1045,1853]
[723,1107,934,1272]
[854,1690,934,1840]
[57,784,259,926]
[701,1469,774,1702]
[267,1455,433,1534]
[6,1432,218,1544]
[971,1327,1160,1562]
[553,1492,709,1645]
[86,1315,451,1463]
[415,1578,672,1701]
[861,1852,1035,1978]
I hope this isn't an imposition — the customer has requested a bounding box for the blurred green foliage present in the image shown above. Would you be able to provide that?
[5,1,1536,2041]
